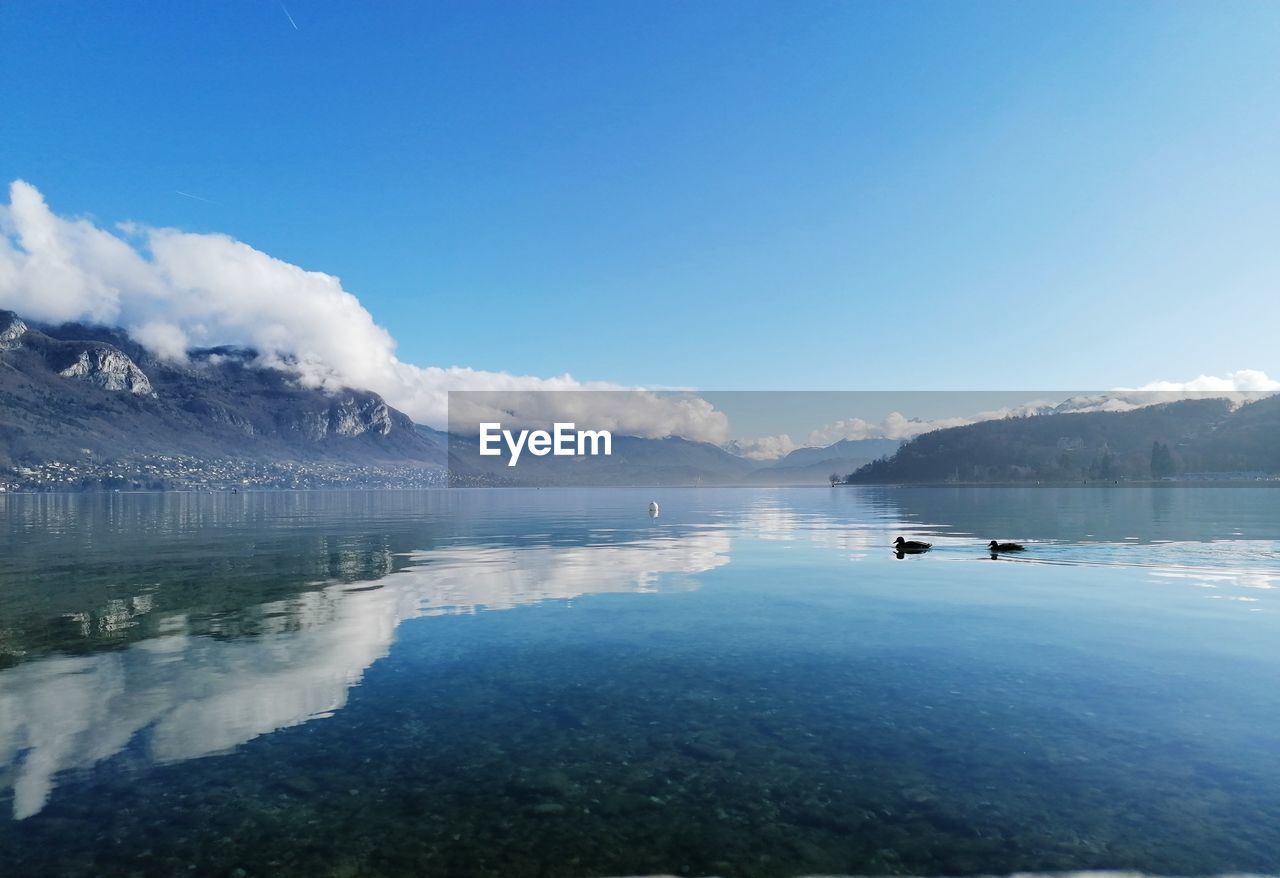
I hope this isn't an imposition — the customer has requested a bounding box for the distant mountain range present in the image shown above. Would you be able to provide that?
[744,438,902,485]
[1,309,901,489]
[0,310,445,488]
[845,396,1280,483]
[5,309,1274,490]
[445,434,904,487]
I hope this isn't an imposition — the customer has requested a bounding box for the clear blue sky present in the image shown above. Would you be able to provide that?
[2,1,1277,390]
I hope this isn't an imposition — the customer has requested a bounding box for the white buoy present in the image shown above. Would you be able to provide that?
[648,500,660,518]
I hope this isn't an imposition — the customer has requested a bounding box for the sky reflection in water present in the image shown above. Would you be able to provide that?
[2,487,1280,876]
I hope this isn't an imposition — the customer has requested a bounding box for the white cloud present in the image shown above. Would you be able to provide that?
[1052,378,1280,416]
[1132,369,1280,393]
[129,320,190,362]
[448,389,729,441]
[0,529,729,818]
[0,181,728,439]
[799,380,1280,449]
[723,434,798,460]
[3,181,1274,448]
[808,413,935,445]
[804,403,1056,446]
[0,181,165,322]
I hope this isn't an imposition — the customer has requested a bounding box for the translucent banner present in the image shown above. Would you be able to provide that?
[446,390,1279,487]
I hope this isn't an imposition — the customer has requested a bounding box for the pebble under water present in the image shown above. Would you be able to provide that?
[3,486,1280,877]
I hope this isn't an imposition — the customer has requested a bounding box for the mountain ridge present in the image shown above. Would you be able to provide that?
[0,310,446,487]
[0,310,883,488]
[844,396,1280,483]
[6,310,1275,491]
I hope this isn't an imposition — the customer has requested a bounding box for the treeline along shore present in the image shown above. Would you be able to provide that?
[841,398,1280,485]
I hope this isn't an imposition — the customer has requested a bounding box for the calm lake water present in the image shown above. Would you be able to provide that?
[2,486,1280,877]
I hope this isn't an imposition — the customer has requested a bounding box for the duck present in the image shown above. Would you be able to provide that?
[893,536,932,553]
[988,540,1025,552]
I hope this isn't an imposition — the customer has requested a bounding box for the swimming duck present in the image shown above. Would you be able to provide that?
[893,537,932,553]
[988,540,1025,552]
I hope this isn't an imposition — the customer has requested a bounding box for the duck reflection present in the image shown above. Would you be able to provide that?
[0,528,730,820]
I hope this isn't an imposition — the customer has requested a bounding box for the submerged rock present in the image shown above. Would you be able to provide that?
[508,769,575,798]
[679,734,734,762]
[275,775,319,797]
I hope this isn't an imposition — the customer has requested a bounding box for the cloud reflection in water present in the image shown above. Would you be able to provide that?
[0,529,731,819]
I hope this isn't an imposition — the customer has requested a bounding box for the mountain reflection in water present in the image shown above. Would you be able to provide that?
[3,487,1280,878]
[0,518,729,819]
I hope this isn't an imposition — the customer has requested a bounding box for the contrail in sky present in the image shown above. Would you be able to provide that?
[175,190,219,205]
[279,2,299,30]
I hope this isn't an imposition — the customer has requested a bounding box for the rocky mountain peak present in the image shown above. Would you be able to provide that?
[56,345,156,396]
[332,396,395,437]
[0,310,28,351]
[283,393,399,441]
[0,309,444,474]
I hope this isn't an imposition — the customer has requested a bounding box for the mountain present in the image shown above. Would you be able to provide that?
[1189,392,1280,474]
[0,310,771,490]
[0,310,445,488]
[747,438,903,484]
[447,432,906,488]
[845,397,1279,483]
[16,309,1270,491]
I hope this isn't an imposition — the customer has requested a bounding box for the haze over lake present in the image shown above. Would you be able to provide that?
[3,486,1280,876]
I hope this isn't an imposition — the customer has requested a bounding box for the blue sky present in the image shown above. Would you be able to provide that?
[2,0,1278,392]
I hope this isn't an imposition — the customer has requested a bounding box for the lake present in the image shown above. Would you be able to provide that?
[2,486,1280,877]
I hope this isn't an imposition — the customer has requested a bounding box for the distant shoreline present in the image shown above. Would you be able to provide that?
[4,480,1280,497]
[838,479,1280,488]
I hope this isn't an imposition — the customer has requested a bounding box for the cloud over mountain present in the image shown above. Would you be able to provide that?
[1133,370,1280,394]
[723,434,799,461]
[738,380,1280,459]
[801,402,1059,448]
[803,382,1279,448]
[4,181,1274,451]
[0,180,726,440]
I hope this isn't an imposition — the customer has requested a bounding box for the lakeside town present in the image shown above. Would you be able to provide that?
[0,454,447,493]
